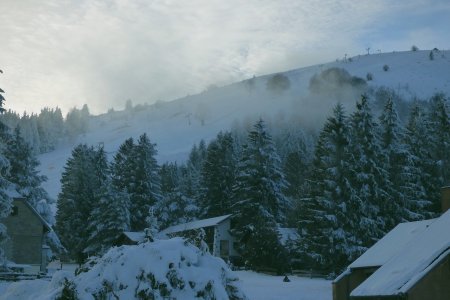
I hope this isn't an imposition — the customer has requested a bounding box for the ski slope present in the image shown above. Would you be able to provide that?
[37,50,450,200]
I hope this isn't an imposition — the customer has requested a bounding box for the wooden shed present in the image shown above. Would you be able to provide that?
[159,214,238,260]
[2,198,52,273]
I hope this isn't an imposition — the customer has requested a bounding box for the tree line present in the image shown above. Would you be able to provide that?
[0,104,91,154]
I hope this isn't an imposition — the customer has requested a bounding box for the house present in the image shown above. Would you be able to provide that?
[2,197,52,273]
[159,214,238,261]
[333,187,450,300]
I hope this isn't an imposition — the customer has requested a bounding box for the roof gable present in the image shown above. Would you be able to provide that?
[351,209,450,297]
[159,215,232,235]
[122,231,146,243]
[13,198,52,231]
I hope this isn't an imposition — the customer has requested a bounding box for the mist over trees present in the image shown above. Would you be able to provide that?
[0,104,91,154]
[52,90,450,274]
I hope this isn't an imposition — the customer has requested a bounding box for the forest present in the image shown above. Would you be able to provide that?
[1,74,449,274]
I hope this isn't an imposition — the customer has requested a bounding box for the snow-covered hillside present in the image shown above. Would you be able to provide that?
[38,50,450,199]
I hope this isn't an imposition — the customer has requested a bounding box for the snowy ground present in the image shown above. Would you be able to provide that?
[236,271,331,300]
[0,270,331,300]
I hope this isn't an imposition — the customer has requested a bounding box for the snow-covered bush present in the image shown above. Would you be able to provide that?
[2,238,247,300]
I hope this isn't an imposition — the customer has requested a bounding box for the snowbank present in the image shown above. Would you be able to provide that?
[1,238,247,300]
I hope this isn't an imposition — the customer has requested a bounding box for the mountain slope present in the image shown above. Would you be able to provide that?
[38,50,450,199]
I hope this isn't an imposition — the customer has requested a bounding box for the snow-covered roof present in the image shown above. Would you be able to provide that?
[278,227,299,246]
[159,215,232,235]
[349,218,435,269]
[123,231,146,243]
[351,209,450,297]
[5,187,21,198]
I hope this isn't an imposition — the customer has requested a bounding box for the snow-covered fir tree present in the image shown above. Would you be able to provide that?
[231,119,289,271]
[55,144,99,262]
[404,102,434,216]
[4,127,53,215]
[129,133,162,231]
[199,131,237,218]
[0,85,12,266]
[379,98,429,224]
[297,103,361,272]
[182,140,207,205]
[156,162,197,229]
[111,137,136,194]
[85,147,130,255]
[348,95,388,243]
[426,93,450,211]
[275,126,314,226]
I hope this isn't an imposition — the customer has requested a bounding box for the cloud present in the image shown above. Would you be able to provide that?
[0,0,448,115]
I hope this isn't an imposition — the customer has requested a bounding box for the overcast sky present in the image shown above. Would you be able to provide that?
[1,0,449,115]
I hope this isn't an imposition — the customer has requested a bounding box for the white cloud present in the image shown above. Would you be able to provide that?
[0,0,448,115]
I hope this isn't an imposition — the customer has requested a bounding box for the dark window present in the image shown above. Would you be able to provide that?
[220,240,230,257]
[11,206,18,216]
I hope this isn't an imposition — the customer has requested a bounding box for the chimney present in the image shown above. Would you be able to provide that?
[441,186,450,214]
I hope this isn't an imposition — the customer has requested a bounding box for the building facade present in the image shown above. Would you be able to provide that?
[2,198,51,273]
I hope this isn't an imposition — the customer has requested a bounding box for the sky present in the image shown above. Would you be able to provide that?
[1,0,449,116]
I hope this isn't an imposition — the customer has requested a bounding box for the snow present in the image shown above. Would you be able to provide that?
[159,214,232,235]
[236,271,331,300]
[36,50,450,201]
[5,187,20,198]
[351,209,450,296]
[0,270,332,300]
[1,238,246,300]
[348,218,435,269]
[278,227,299,246]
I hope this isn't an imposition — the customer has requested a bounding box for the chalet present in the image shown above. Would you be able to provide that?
[333,187,450,300]
[159,214,238,261]
[2,197,52,273]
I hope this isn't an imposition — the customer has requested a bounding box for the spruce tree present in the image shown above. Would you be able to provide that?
[297,104,359,272]
[349,95,387,243]
[404,102,433,216]
[0,85,12,265]
[111,137,136,194]
[85,147,130,255]
[5,127,51,207]
[129,134,162,231]
[231,119,289,271]
[156,162,197,229]
[426,93,450,211]
[55,144,98,262]
[183,141,207,205]
[199,132,237,218]
[379,99,428,223]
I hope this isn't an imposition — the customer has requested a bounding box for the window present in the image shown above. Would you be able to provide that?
[11,206,18,216]
[220,240,230,257]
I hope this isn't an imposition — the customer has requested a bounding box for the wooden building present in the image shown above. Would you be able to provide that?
[333,187,450,300]
[2,198,51,273]
[159,214,238,260]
